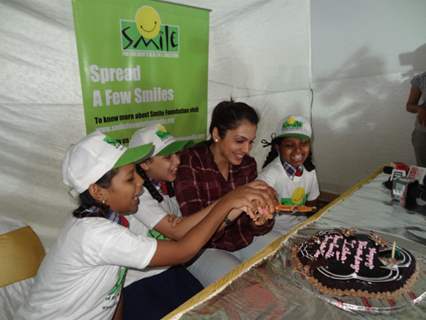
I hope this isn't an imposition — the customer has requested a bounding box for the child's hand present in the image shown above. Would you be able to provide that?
[247,202,275,225]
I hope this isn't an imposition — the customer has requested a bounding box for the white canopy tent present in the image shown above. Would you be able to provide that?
[1,0,425,248]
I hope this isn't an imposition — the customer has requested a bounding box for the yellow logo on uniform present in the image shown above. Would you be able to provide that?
[287,116,297,125]
[291,187,305,205]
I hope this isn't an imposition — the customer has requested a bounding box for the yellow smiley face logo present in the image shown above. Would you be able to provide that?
[291,187,305,204]
[287,116,297,125]
[135,6,161,39]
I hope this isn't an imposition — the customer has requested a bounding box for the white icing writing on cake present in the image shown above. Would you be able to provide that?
[314,234,373,274]
[314,235,333,258]
[340,239,351,263]
[300,231,414,283]
[365,247,377,270]
[325,235,342,258]
[349,240,367,273]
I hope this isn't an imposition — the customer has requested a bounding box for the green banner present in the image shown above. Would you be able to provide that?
[72,0,209,144]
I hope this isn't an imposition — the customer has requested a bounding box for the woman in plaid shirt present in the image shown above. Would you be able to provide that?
[175,100,279,286]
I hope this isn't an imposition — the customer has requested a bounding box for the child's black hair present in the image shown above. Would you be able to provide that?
[262,137,316,171]
[209,100,259,140]
[262,137,282,169]
[135,164,175,203]
[73,168,119,218]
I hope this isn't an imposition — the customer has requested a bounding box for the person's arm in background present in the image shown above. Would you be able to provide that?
[406,83,426,126]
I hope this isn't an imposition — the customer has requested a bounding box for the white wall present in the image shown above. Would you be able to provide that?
[174,0,312,167]
[310,0,426,192]
[0,0,84,246]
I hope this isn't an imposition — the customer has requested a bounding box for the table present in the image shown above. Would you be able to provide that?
[164,168,426,319]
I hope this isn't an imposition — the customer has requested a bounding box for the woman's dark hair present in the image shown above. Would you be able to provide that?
[262,137,316,171]
[135,164,175,203]
[73,168,119,218]
[209,100,259,140]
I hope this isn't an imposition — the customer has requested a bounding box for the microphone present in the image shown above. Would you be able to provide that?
[388,164,426,214]
[403,180,426,214]
[383,162,410,190]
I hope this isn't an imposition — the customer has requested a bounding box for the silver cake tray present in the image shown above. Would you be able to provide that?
[281,228,426,314]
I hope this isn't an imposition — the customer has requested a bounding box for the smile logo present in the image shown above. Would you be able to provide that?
[287,116,297,125]
[283,116,302,129]
[104,136,123,149]
[120,6,179,57]
[135,6,161,40]
[291,187,305,205]
[155,124,171,140]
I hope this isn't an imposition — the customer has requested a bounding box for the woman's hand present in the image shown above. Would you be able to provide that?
[245,180,277,225]
[223,181,278,219]
[243,200,275,225]
[246,180,278,199]
[250,204,275,225]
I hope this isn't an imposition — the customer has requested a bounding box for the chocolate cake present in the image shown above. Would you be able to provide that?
[292,229,418,299]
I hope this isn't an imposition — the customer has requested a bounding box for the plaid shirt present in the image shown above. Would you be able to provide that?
[281,160,303,180]
[174,142,274,251]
